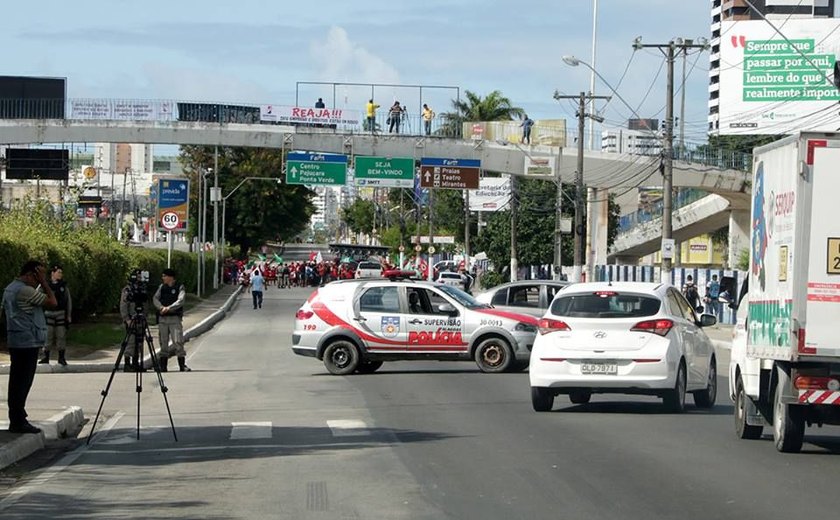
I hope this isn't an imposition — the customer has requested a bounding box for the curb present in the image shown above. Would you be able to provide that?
[0,287,243,374]
[0,406,85,471]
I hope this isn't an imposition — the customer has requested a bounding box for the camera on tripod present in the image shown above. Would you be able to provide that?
[127,269,150,309]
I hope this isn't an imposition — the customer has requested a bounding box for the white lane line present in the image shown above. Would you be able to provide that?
[326,419,370,437]
[0,411,124,511]
[230,422,273,440]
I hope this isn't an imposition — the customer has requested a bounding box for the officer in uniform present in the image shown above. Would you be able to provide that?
[119,281,142,372]
[41,265,72,366]
[153,268,190,372]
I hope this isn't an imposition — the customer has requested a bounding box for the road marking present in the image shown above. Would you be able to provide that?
[327,419,370,437]
[230,421,273,440]
[0,412,124,511]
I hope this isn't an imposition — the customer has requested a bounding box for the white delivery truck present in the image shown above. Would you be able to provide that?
[729,133,840,452]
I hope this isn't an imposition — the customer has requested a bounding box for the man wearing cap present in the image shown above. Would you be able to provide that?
[153,268,190,372]
[41,265,72,366]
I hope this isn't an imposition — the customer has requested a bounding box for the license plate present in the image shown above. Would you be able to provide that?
[581,362,618,375]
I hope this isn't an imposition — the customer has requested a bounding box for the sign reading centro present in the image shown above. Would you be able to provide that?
[286,153,347,186]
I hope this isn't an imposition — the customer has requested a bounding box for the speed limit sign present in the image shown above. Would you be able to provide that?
[161,211,180,231]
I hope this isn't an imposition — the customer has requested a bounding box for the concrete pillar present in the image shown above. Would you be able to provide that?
[585,187,610,280]
[728,209,750,268]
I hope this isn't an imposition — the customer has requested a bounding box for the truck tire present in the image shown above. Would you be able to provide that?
[531,386,554,412]
[323,340,360,375]
[693,357,717,409]
[773,368,805,453]
[663,362,687,413]
[474,337,514,373]
[735,375,763,440]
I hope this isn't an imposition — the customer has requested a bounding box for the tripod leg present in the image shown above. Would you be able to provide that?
[144,321,178,442]
[86,326,133,445]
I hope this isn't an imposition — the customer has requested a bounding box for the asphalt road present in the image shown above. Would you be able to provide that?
[1,287,839,519]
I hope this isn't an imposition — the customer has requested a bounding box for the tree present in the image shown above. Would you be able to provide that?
[439,90,526,137]
[179,146,315,256]
[341,199,375,235]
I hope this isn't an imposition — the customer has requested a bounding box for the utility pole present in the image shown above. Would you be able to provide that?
[213,146,219,289]
[633,38,709,280]
[553,91,610,282]
[510,174,518,282]
[464,188,470,265]
[553,147,564,281]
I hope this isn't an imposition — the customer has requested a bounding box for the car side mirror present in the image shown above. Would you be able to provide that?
[699,314,717,327]
[438,303,458,317]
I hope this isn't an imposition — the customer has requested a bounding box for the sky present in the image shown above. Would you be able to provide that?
[4,0,712,144]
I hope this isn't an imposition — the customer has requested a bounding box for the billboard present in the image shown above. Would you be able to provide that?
[70,100,173,121]
[718,19,840,135]
[468,176,511,211]
[0,76,66,119]
[4,148,69,180]
[260,105,360,126]
[155,176,190,232]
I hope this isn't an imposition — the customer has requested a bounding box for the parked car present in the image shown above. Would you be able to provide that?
[292,277,539,374]
[474,280,570,317]
[436,271,467,289]
[529,282,717,413]
[354,261,383,279]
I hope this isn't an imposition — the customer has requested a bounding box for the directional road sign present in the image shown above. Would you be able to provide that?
[419,157,480,189]
[286,153,347,186]
[355,156,414,187]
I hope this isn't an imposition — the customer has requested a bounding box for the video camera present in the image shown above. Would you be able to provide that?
[126,269,150,308]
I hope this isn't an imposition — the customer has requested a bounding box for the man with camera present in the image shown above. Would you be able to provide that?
[3,260,57,434]
[153,268,190,372]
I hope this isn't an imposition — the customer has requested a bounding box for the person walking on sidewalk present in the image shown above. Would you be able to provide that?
[251,268,265,309]
[41,265,72,366]
[3,260,57,434]
[153,268,190,372]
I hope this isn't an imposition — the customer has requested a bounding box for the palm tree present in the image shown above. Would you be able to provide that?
[439,90,526,137]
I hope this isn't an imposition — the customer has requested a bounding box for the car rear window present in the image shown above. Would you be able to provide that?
[549,292,661,318]
[358,262,381,270]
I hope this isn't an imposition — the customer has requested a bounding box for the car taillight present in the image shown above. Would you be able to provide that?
[295,309,314,320]
[631,319,673,337]
[794,376,840,390]
[538,318,571,335]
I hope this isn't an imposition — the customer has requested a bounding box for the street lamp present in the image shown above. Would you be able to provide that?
[561,54,659,281]
[219,176,281,284]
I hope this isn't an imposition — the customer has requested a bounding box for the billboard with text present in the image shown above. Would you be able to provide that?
[718,19,840,135]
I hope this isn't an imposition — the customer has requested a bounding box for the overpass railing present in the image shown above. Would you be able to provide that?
[618,188,711,232]
[0,97,465,138]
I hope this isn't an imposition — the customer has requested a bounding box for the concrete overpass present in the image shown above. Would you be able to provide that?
[0,118,751,265]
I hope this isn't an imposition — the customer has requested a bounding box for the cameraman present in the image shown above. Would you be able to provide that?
[119,279,141,372]
[153,268,190,372]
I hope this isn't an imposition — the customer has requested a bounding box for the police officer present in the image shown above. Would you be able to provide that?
[41,265,72,366]
[153,268,190,372]
[119,281,142,372]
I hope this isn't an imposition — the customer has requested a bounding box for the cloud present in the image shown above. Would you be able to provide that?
[310,27,400,85]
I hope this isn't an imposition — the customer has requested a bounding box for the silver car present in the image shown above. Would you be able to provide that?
[475,280,571,317]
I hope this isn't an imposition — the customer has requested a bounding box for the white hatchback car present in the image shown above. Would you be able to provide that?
[354,261,383,279]
[293,277,539,374]
[529,282,717,413]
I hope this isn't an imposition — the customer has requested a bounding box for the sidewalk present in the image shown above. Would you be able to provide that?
[0,284,242,471]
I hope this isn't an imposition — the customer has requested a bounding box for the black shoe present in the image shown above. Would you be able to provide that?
[177,357,191,372]
[160,357,169,372]
[58,351,68,366]
[38,354,49,364]
[9,422,42,434]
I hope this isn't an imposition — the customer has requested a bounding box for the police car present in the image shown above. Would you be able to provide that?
[292,274,539,375]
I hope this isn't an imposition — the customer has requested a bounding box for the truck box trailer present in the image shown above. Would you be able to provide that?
[729,132,840,452]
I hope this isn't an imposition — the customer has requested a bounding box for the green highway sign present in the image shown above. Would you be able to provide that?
[355,156,415,188]
[286,153,347,186]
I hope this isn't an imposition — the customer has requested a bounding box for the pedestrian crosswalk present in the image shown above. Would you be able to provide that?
[94,419,376,445]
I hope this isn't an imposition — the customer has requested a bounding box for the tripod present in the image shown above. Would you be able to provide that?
[87,307,177,444]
